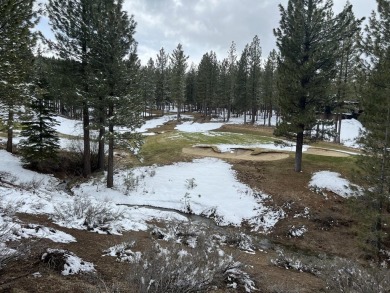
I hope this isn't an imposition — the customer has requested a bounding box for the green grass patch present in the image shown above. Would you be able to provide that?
[173,131,274,145]
[302,154,360,183]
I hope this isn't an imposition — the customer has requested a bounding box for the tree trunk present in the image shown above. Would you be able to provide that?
[97,98,105,171]
[83,102,91,177]
[333,113,339,143]
[337,115,342,144]
[268,105,272,127]
[107,104,114,188]
[177,102,181,121]
[227,103,231,122]
[295,130,304,172]
[98,125,105,171]
[6,110,13,153]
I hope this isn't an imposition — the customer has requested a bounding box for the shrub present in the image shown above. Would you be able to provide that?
[52,195,123,233]
[127,240,257,293]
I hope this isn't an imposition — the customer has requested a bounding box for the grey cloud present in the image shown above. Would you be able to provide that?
[36,0,377,65]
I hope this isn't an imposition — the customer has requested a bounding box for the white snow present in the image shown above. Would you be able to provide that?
[339,119,363,148]
[136,114,192,133]
[54,116,83,136]
[175,121,224,132]
[212,113,279,126]
[42,249,95,276]
[11,223,76,243]
[309,171,363,198]
[0,149,282,240]
[54,114,194,137]
[72,158,283,230]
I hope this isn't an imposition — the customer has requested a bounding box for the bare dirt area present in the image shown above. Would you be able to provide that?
[232,158,361,259]
[1,213,327,293]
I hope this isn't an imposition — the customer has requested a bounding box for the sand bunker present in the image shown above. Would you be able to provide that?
[182,146,290,161]
[183,146,352,161]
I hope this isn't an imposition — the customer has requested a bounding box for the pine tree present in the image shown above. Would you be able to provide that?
[218,58,230,121]
[235,45,250,123]
[274,0,361,172]
[0,0,37,153]
[170,43,188,121]
[155,47,170,115]
[262,50,278,126]
[358,0,390,262]
[185,64,197,112]
[47,0,96,177]
[87,0,143,188]
[226,41,237,122]
[333,1,362,143]
[196,51,219,117]
[141,58,156,117]
[19,54,60,171]
[247,35,262,124]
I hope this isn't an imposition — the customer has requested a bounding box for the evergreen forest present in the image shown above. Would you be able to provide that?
[1,0,390,292]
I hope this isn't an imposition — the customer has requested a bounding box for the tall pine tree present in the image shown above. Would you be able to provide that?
[358,0,390,262]
[88,0,143,188]
[262,50,278,126]
[247,35,262,124]
[47,0,96,177]
[197,51,219,118]
[141,58,156,117]
[226,41,237,122]
[170,43,188,121]
[235,45,250,123]
[274,0,361,172]
[155,47,170,115]
[0,0,37,153]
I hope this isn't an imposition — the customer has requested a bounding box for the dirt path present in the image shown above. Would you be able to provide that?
[183,145,352,161]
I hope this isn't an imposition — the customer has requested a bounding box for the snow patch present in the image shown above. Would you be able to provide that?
[309,171,362,198]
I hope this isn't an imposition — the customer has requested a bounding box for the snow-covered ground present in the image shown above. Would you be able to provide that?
[0,150,283,242]
[72,157,284,230]
[175,121,224,133]
[54,114,193,137]
[309,171,363,198]
[1,113,364,153]
[338,119,363,148]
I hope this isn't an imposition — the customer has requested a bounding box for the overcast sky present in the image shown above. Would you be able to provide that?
[37,0,377,65]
